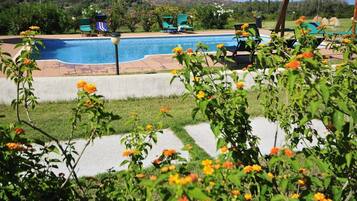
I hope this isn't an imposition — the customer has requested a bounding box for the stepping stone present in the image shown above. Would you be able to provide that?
[47,129,188,177]
[185,117,328,157]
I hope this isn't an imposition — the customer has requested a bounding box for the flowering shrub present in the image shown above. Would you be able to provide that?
[195,3,233,29]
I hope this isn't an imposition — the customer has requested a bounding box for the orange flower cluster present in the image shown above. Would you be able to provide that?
[285,60,300,70]
[135,173,145,179]
[6,142,25,151]
[172,47,183,55]
[236,81,245,89]
[313,192,332,201]
[23,58,32,65]
[270,147,294,157]
[284,148,294,158]
[342,38,352,44]
[270,147,280,155]
[163,149,176,157]
[160,106,171,113]
[76,80,97,94]
[222,161,234,169]
[122,149,139,157]
[295,16,306,25]
[168,173,198,185]
[236,30,250,37]
[14,128,25,135]
[231,189,241,196]
[178,195,189,201]
[243,164,262,173]
[186,48,194,55]
[219,146,228,154]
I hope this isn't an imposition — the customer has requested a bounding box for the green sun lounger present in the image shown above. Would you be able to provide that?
[79,19,92,34]
[177,14,193,32]
[161,16,177,33]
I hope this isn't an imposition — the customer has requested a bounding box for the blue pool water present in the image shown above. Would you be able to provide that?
[39,35,269,64]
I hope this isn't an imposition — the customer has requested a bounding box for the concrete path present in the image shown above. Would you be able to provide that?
[185,117,328,157]
[49,129,188,177]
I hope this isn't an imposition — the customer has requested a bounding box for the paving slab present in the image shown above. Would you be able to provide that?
[47,129,188,177]
[185,117,328,157]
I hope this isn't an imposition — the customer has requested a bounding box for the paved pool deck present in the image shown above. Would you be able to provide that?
[0,29,343,77]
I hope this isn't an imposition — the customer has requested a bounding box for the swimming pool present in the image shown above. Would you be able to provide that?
[39,35,269,64]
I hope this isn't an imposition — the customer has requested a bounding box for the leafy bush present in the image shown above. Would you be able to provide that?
[0,3,69,35]
[194,3,233,29]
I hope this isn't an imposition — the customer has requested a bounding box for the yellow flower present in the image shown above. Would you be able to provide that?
[160,166,169,172]
[342,38,352,44]
[267,172,274,179]
[244,193,252,200]
[122,149,138,157]
[145,124,153,131]
[150,175,157,181]
[172,47,183,55]
[29,25,40,30]
[201,159,212,166]
[168,165,176,171]
[196,91,205,99]
[171,69,177,75]
[135,173,145,179]
[236,81,245,89]
[241,23,249,30]
[168,174,180,185]
[291,193,300,199]
[203,165,214,175]
[76,80,87,89]
[160,106,171,113]
[314,192,326,201]
[219,146,228,154]
[231,189,241,196]
[241,31,250,37]
[84,83,97,94]
[193,76,200,82]
[297,179,305,186]
[252,164,262,172]
[216,43,224,49]
[243,165,253,173]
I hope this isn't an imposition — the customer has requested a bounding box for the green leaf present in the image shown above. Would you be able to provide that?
[332,110,344,131]
[187,187,210,201]
[278,179,288,193]
[271,194,286,201]
[319,82,330,104]
[345,152,352,167]
[227,172,244,187]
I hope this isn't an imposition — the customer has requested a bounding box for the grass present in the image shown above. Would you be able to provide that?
[0,93,263,142]
[262,18,353,33]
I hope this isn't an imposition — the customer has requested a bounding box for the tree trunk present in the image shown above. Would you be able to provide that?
[352,0,357,38]
[274,0,289,37]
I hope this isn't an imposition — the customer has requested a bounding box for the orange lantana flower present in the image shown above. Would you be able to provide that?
[243,165,253,174]
[203,165,214,175]
[6,142,25,151]
[244,193,252,200]
[163,149,176,157]
[220,146,228,154]
[216,43,224,49]
[236,81,245,89]
[172,47,183,55]
[231,189,241,196]
[285,60,300,70]
[302,52,314,59]
[15,128,25,135]
[76,80,87,89]
[84,83,97,94]
[222,161,234,169]
[270,147,280,155]
[23,58,32,65]
[196,91,205,99]
[160,106,171,113]
[284,148,294,158]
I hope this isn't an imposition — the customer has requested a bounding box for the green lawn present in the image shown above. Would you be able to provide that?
[0,93,263,142]
[262,18,353,32]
